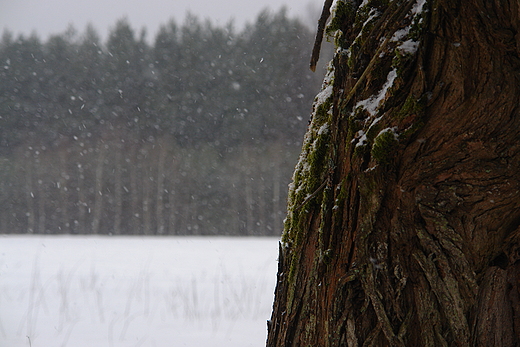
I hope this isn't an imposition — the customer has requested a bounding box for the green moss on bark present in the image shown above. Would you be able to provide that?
[371,128,398,164]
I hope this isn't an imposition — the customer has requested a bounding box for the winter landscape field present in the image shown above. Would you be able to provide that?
[0,235,279,347]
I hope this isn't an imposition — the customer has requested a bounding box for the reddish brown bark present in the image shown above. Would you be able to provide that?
[268,1,520,346]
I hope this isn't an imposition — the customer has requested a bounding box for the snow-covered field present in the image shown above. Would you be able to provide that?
[0,235,279,347]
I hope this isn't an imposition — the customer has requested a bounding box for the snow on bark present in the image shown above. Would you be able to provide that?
[355,68,397,117]
[313,63,335,108]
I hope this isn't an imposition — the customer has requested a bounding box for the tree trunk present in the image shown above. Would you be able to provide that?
[113,147,123,235]
[130,146,141,235]
[142,163,152,235]
[156,140,167,234]
[267,1,520,346]
[272,143,283,236]
[245,173,255,235]
[24,155,35,234]
[91,145,106,234]
[58,150,69,233]
[76,162,86,234]
[37,160,46,234]
[167,158,177,235]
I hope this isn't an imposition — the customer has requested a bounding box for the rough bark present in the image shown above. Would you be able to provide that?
[267,1,520,346]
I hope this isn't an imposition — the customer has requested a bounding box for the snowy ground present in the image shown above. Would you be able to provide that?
[0,235,279,347]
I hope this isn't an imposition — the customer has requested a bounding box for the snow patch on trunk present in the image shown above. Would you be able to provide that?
[355,68,397,116]
[412,0,427,15]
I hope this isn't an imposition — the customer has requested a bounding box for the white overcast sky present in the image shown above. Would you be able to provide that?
[0,0,322,42]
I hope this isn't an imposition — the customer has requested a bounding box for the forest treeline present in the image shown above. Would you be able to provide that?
[0,9,325,235]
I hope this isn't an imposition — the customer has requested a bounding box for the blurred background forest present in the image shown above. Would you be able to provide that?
[0,8,327,236]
